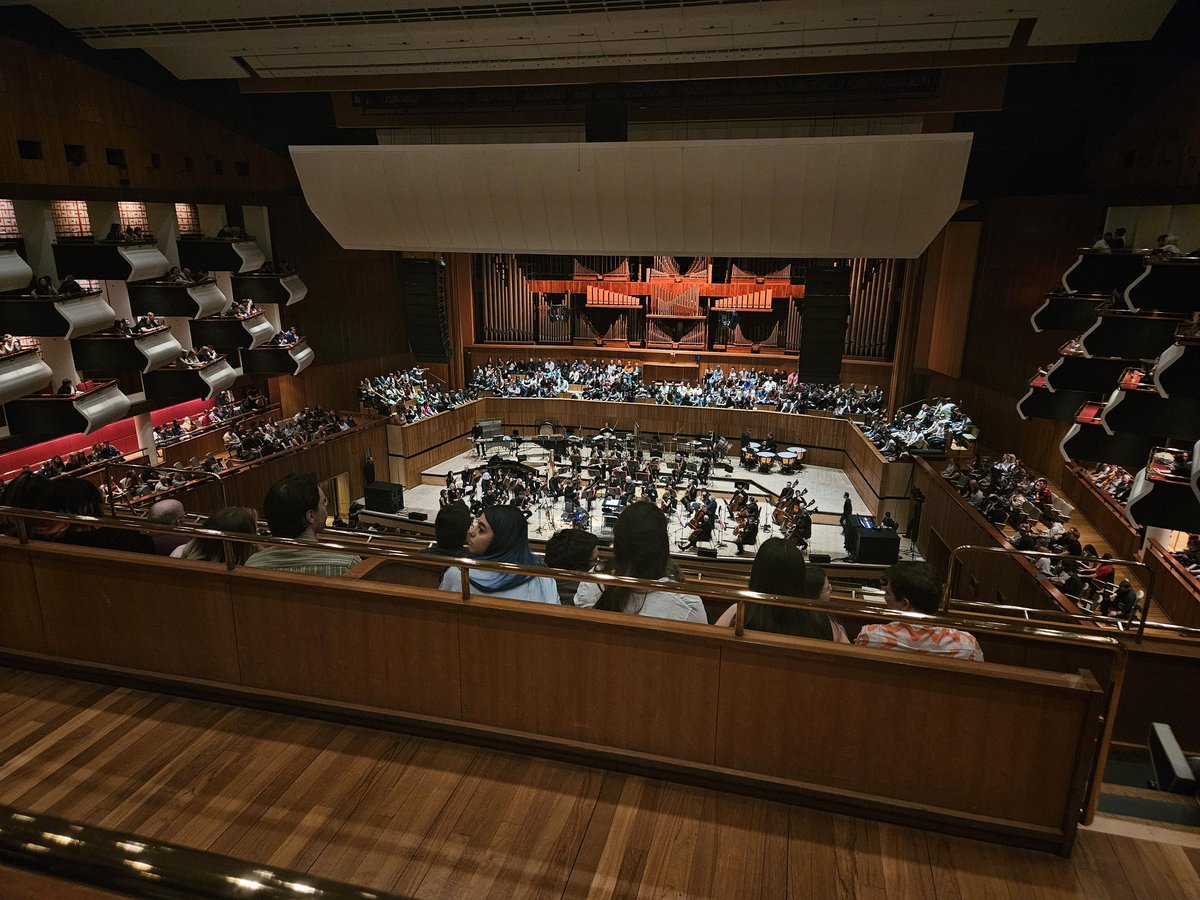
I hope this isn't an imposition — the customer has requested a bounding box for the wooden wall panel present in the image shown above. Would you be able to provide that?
[30,548,240,682]
[0,37,294,199]
[1119,640,1200,751]
[265,196,413,371]
[0,543,47,653]
[914,222,981,378]
[1143,541,1200,630]
[276,353,416,418]
[716,638,1100,831]
[458,606,720,762]
[961,196,1109,398]
[231,575,462,718]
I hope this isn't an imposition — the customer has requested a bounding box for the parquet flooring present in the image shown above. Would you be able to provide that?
[0,667,1197,899]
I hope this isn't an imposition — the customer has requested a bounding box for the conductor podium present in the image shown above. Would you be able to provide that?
[844,514,900,565]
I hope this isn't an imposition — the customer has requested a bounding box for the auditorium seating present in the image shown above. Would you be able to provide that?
[0,508,1119,855]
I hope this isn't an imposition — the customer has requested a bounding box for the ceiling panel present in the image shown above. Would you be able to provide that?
[291,134,972,258]
[22,0,1173,80]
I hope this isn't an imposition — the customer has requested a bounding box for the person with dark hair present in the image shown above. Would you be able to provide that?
[574,501,705,622]
[424,502,472,560]
[244,473,360,576]
[438,505,557,603]
[172,506,259,565]
[854,561,983,660]
[544,527,601,606]
[715,538,847,641]
[33,476,155,554]
[0,472,51,536]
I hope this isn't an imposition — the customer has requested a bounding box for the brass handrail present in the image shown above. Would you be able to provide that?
[946,544,1156,641]
[0,804,394,899]
[0,502,1128,653]
[101,461,227,516]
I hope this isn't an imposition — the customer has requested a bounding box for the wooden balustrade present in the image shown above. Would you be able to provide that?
[0,536,1111,855]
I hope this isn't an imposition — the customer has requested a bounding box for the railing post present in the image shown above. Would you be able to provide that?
[460,564,471,602]
[14,515,28,545]
[223,539,236,572]
[734,601,745,637]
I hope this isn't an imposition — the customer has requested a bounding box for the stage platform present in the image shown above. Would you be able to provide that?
[389,446,913,563]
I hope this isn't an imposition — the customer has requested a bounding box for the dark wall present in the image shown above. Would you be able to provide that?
[960,195,1108,397]
[0,36,294,200]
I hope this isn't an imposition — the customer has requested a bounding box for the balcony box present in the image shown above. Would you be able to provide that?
[1124,259,1200,315]
[0,243,34,293]
[239,339,315,376]
[231,272,307,306]
[5,380,130,436]
[1030,291,1109,334]
[0,291,116,338]
[143,357,237,402]
[0,346,53,405]
[52,242,169,281]
[71,326,184,375]
[1078,311,1181,360]
[176,239,266,274]
[128,279,228,319]
[189,312,274,350]
[1061,250,1146,295]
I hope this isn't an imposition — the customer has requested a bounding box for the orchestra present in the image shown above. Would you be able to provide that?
[438,424,828,559]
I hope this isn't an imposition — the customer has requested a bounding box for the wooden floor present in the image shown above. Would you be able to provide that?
[1,667,1198,899]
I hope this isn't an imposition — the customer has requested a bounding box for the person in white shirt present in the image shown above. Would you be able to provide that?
[573,501,706,623]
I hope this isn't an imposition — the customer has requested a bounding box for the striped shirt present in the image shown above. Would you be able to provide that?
[244,542,362,578]
[854,622,984,662]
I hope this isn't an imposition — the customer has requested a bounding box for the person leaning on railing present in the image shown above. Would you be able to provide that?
[573,501,706,623]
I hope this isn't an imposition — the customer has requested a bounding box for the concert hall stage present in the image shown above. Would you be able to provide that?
[398,446,905,562]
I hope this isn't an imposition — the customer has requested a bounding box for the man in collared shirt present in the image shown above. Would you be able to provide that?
[245,473,361,577]
[854,561,984,662]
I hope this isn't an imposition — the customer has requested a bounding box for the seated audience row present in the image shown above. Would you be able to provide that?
[359,367,473,422]
[861,398,973,459]
[469,358,885,416]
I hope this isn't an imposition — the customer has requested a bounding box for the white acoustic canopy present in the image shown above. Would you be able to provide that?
[291,134,972,259]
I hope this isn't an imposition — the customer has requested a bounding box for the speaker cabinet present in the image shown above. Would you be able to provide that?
[855,531,900,565]
[365,481,405,514]
[809,553,833,564]
[798,266,851,384]
[696,547,719,558]
[407,511,429,522]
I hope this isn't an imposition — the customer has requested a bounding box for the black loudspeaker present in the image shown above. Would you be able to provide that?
[855,531,901,565]
[696,547,719,559]
[365,481,405,514]
[797,266,852,384]
[407,511,428,522]
[809,553,833,564]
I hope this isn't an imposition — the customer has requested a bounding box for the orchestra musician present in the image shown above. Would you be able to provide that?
[789,506,814,551]
[728,485,748,515]
[734,497,761,556]
[681,509,714,551]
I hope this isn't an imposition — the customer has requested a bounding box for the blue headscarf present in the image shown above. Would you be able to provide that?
[469,505,542,592]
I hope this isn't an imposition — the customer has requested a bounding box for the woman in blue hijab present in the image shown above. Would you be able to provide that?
[439,504,559,603]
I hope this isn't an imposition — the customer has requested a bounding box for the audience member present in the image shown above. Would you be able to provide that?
[438,504,558,603]
[715,538,847,640]
[32,477,155,554]
[543,527,601,606]
[574,501,705,622]
[244,473,361,576]
[171,506,259,565]
[145,498,189,555]
[854,562,984,661]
